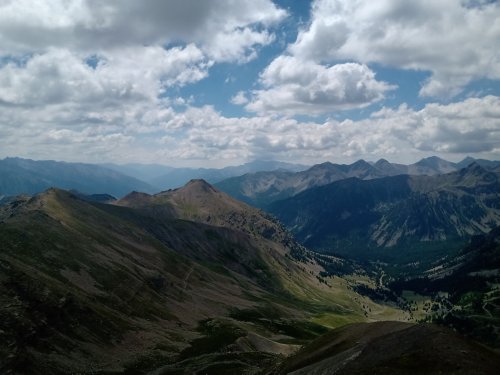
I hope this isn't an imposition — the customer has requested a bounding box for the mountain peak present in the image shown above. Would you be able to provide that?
[460,161,487,176]
[351,159,372,168]
[375,158,391,166]
[309,161,335,170]
[460,156,476,165]
[416,156,448,166]
[117,191,153,207]
[412,156,457,174]
[183,179,218,193]
[36,187,72,201]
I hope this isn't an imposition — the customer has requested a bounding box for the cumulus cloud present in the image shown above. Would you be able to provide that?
[6,94,496,165]
[0,45,210,107]
[289,0,500,97]
[0,0,286,63]
[231,91,249,105]
[155,95,500,163]
[246,56,395,115]
[0,1,288,163]
[0,1,498,166]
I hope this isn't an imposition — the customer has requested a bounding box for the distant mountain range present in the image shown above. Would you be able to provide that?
[3,156,498,202]
[104,159,309,189]
[268,163,500,259]
[0,158,307,199]
[216,156,500,207]
[0,157,156,198]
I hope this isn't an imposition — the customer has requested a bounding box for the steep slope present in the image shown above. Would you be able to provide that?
[117,179,309,252]
[1,184,398,373]
[268,164,500,260]
[0,189,250,372]
[275,322,500,374]
[0,157,155,197]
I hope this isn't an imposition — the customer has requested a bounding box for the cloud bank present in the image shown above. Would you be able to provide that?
[0,0,498,166]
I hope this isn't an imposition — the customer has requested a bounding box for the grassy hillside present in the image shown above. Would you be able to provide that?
[0,185,407,373]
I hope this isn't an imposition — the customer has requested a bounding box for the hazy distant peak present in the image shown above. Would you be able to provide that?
[415,155,449,166]
[309,161,335,170]
[242,159,275,167]
[351,159,372,168]
[375,158,391,166]
[460,156,476,165]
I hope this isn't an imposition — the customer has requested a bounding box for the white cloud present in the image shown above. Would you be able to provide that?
[231,91,249,105]
[1,94,499,165]
[0,0,286,63]
[0,1,498,167]
[289,0,500,98]
[0,45,210,107]
[245,56,394,115]
[166,96,500,164]
[0,1,289,165]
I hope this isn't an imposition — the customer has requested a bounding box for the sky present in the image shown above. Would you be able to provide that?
[0,0,499,167]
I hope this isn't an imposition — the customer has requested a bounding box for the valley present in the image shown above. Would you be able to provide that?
[1,158,499,374]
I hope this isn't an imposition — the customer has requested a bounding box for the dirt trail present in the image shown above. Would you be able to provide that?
[182,265,195,292]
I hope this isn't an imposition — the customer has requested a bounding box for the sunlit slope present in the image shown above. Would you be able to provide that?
[0,184,404,373]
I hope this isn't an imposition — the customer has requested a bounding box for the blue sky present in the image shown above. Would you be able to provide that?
[0,0,499,167]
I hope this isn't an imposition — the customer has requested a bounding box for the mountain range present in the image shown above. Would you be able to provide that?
[0,157,155,198]
[268,163,500,261]
[216,156,500,208]
[0,158,308,199]
[104,159,309,189]
[2,156,498,204]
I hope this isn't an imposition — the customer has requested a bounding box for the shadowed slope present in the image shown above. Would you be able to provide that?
[268,164,500,259]
[276,321,500,374]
